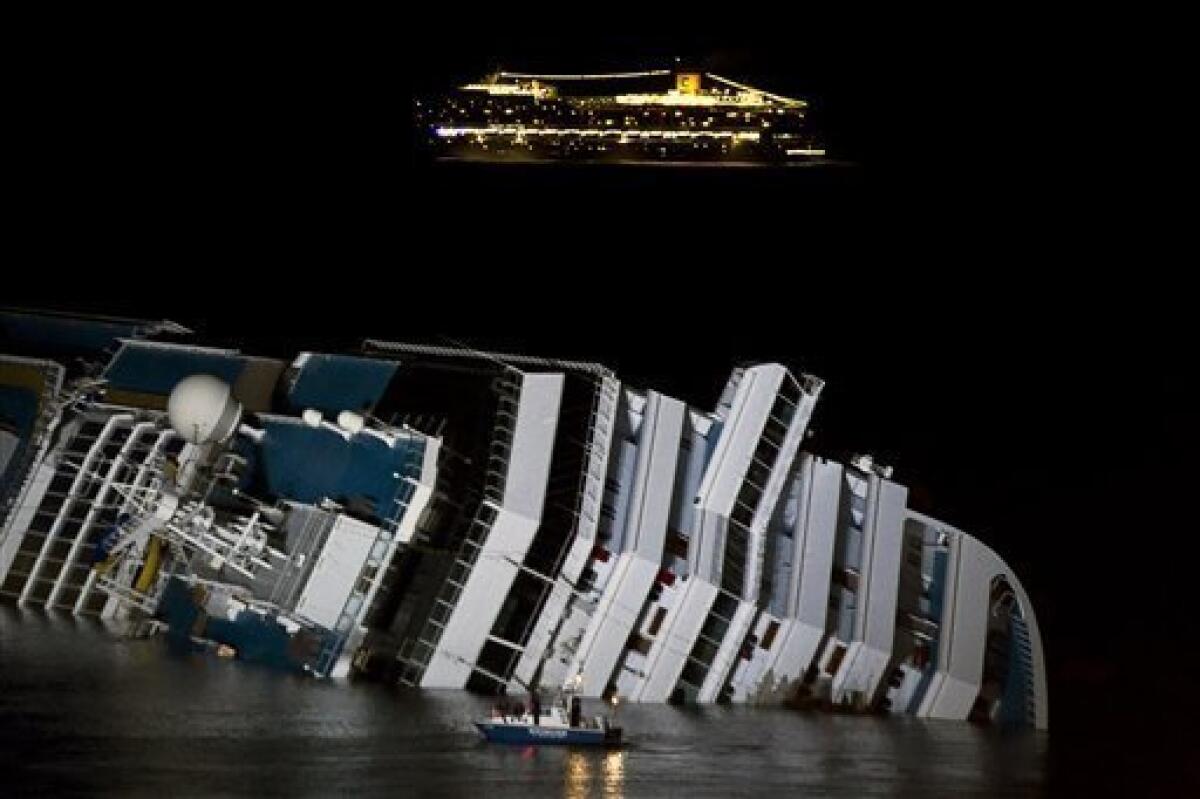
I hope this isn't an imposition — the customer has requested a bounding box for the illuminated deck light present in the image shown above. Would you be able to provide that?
[435,126,762,142]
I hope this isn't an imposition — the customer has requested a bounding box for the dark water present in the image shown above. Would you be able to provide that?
[0,608,1054,797]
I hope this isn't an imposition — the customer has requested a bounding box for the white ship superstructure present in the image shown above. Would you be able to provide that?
[0,310,1046,729]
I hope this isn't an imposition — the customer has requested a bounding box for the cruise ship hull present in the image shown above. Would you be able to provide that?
[0,311,1048,731]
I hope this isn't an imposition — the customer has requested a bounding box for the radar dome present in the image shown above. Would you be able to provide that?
[167,374,243,445]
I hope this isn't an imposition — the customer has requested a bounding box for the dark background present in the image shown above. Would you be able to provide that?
[7,9,1195,771]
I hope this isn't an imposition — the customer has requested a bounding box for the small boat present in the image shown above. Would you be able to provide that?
[475,694,622,747]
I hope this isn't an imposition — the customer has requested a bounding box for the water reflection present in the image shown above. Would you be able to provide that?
[565,751,591,799]
[603,750,626,798]
[563,750,625,799]
[1,611,1048,797]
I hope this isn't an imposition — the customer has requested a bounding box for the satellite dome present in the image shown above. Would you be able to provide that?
[167,374,243,445]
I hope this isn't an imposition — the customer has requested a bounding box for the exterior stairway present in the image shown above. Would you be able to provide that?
[1000,610,1038,727]
[396,372,521,687]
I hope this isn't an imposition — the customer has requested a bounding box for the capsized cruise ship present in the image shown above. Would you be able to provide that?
[414,67,826,163]
[0,309,1046,729]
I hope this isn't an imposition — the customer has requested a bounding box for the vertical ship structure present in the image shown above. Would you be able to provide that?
[0,310,1046,730]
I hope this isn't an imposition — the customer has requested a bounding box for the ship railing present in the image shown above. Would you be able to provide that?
[0,360,66,534]
[93,569,161,615]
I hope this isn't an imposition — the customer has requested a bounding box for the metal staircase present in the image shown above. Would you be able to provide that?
[577,375,620,542]
[396,372,521,687]
[314,453,425,678]
[396,503,497,686]
[1001,610,1038,727]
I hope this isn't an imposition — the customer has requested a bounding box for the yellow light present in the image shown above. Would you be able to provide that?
[565,751,592,799]
[603,750,626,797]
[434,126,758,141]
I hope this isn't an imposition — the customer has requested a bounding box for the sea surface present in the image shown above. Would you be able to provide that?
[0,607,1055,797]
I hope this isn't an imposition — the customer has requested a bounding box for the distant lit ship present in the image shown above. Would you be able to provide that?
[413,67,827,164]
[0,309,1047,730]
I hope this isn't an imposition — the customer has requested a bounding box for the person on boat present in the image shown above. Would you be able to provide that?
[530,690,541,725]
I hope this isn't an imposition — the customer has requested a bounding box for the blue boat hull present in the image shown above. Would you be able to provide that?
[474,721,621,747]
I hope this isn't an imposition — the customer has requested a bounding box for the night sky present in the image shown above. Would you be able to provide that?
[7,14,1194,735]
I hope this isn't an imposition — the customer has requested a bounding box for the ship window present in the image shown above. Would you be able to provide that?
[577,567,598,595]
[760,620,781,650]
[647,607,668,637]
[666,530,689,559]
[627,633,652,656]
[825,644,848,675]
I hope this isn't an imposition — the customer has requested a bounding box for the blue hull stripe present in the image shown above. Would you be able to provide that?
[474,722,615,746]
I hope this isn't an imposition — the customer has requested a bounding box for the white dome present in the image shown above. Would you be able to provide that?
[167,374,243,445]
[336,411,365,435]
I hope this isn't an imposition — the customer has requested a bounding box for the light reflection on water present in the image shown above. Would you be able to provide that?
[1,607,1047,797]
[565,750,591,799]
[563,750,625,799]
[602,750,626,798]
